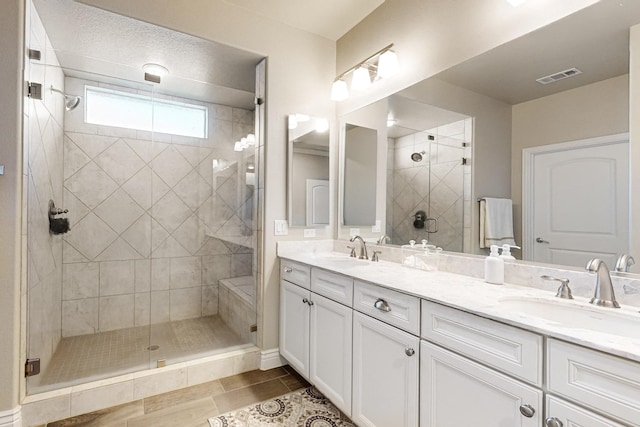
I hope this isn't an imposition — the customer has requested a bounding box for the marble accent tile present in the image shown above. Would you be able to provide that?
[170,257,202,289]
[21,394,71,427]
[152,236,190,258]
[65,132,117,160]
[123,138,154,163]
[94,188,145,234]
[63,262,99,300]
[151,258,171,291]
[133,366,187,399]
[151,191,192,233]
[63,136,91,180]
[100,260,135,296]
[152,145,192,188]
[62,298,98,337]
[122,214,152,257]
[170,288,202,320]
[150,290,170,324]
[174,170,212,211]
[70,381,134,417]
[173,214,208,255]
[121,167,152,210]
[135,259,151,293]
[99,294,135,331]
[94,238,144,262]
[64,161,119,210]
[63,187,91,227]
[95,139,146,185]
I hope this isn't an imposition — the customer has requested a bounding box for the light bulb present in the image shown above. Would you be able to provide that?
[330,79,349,101]
[315,118,329,133]
[352,66,371,91]
[377,50,400,79]
[233,141,242,152]
[288,114,298,129]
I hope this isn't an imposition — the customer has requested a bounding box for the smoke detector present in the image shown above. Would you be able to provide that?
[536,68,583,85]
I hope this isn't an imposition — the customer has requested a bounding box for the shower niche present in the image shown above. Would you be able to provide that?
[24,0,264,394]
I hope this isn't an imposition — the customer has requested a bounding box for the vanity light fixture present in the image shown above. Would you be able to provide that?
[387,118,397,127]
[234,133,256,152]
[315,118,329,133]
[330,43,399,101]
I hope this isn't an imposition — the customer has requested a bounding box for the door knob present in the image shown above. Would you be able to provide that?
[536,237,549,244]
[519,404,535,418]
[545,417,563,427]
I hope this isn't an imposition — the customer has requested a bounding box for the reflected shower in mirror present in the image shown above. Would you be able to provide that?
[343,124,377,226]
[287,114,330,227]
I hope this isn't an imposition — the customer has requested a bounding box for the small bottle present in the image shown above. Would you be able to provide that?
[499,244,521,262]
[484,245,504,284]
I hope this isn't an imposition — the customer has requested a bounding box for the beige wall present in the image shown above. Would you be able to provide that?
[511,74,629,248]
[629,25,640,261]
[0,0,24,413]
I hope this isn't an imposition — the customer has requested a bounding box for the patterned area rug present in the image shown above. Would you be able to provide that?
[208,386,355,426]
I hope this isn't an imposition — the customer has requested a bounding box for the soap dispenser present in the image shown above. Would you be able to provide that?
[484,245,504,284]
[499,244,520,262]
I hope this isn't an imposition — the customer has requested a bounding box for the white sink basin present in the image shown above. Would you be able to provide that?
[499,297,640,339]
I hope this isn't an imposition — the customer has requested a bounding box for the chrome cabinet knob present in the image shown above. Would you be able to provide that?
[405,348,415,357]
[545,417,563,427]
[519,404,535,418]
[302,298,313,306]
[284,267,293,273]
[374,298,391,312]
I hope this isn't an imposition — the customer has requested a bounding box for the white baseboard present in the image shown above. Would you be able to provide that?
[260,348,286,370]
[0,407,21,427]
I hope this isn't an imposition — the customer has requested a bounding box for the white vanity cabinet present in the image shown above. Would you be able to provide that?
[420,301,543,427]
[279,260,353,416]
[352,281,420,427]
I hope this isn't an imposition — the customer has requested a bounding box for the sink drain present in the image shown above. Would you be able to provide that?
[147,345,160,351]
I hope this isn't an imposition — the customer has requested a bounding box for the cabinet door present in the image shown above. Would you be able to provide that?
[545,395,626,427]
[352,312,419,427]
[309,293,353,416]
[279,280,310,377]
[420,340,542,427]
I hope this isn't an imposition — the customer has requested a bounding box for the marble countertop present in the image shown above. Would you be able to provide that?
[278,248,640,363]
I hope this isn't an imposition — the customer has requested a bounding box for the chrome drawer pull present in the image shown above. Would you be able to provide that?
[519,404,535,418]
[545,417,563,427]
[405,348,415,357]
[284,267,293,273]
[374,298,391,312]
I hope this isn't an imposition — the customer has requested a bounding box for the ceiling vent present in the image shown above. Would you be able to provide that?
[536,68,583,85]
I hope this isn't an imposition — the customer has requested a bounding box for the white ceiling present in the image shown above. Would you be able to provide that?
[32,0,383,109]
[434,0,640,105]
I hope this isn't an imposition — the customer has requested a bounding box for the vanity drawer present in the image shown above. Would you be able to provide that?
[280,259,311,289]
[421,300,542,386]
[547,338,640,426]
[353,280,420,335]
[311,268,353,307]
[546,395,627,427]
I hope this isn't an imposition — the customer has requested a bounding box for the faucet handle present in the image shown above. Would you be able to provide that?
[541,275,573,299]
[347,246,357,258]
[372,250,381,262]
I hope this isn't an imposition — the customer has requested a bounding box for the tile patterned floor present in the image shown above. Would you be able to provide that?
[35,315,250,392]
[40,366,311,427]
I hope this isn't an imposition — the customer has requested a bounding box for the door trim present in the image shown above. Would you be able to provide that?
[521,132,629,261]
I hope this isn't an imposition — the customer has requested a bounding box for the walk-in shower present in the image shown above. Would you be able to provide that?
[24,0,264,395]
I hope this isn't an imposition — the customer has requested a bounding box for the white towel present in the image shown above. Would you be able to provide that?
[480,197,516,248]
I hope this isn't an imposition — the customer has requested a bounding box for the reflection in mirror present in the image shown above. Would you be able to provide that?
[385,96,471,251]
[287,115,330,227]
[343,124,377,226]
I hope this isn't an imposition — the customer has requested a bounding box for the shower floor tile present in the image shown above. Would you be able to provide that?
[34,315,249,391]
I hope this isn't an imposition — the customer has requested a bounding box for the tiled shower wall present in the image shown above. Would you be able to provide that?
[23,3,66,380]
[61,76,255,337]
[386,118,472,251]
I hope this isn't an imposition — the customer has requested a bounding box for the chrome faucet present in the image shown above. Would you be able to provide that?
[614,254,635,272]
[349,235,369,260]
[377,235,391,245]
[585,258,620,308]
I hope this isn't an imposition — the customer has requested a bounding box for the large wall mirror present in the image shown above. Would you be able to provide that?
[287,115,330,227]
[338,0,640,273]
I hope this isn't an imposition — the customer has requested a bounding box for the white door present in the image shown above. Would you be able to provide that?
[306,179,329,226]
[525,134,629,268]
[352,312,419,427]
[309,293,352,417]
[420,340,542,427]
[279,280,310,377]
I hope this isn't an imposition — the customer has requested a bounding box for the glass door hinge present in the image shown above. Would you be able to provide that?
[25,358,40,377]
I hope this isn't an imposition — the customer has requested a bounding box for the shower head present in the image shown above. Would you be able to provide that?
[411,151,426,162]
[50,86,81,111]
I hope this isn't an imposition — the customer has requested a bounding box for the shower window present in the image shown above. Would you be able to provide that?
[85,86,208,138]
